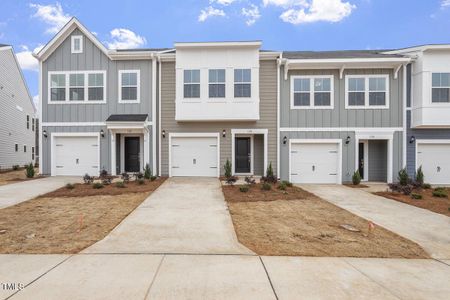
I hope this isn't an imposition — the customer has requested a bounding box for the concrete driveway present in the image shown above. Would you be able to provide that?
[300,184,450,259]
[0,177,80,209]
[84,177,253,255]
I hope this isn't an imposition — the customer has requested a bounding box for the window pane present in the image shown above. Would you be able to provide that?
[349,78,365,91]
[121,87,137,100]
[70,74,84,86]
[369,78,386,91]
[89,73,103,86]
[314,92,331,106]
[51,74,65,87]
[294,78,310,92]
[369,92,386,106]
[432,73,441,87]
[88,87,103,101]
[184,84,200,98]
[242,69,251,82]
[209,69,225,83]
[51,88,65,101]
[314,78,331,92]
[209,69,217,82]
[348,92,365,106]
[184,70,191,83]
[74,38,80,50]
[70,88,84,101]
[234,69,242,82]
[192,70,200,83]
[209,84,225,98]
[121,73,130,86]
[432,88,450,103]
[234,83,251,97]
[294,93,310,106]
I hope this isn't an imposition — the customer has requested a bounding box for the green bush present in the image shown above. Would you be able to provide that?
[410,193,422,200]
[281,181,293,187]
[92,182,104,189]
[65,183,75,190]
[12,165,20,171]
[25,163,35,178]
[352,170,361,185]
[416,166,424,186]
[278,182,287,190]
[115,181,126,188]
[150,176,157,181]
[422,183,432,189]
[239,186,249,193]
[137,178,145,185]
[398,168,409,186]
[224,159,232,179]
[432,188,448,198]
[144,164,152,180]
[261,183,272,191]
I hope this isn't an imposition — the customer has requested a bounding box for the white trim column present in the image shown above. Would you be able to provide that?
[144,130,150,170]
[111,131,116,175]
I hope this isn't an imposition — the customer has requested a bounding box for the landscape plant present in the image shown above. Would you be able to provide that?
[25,163,35,178]
[92,182,104,189]
[65,183,75,190]
[261,182,272,191]
[239,186,249,193]
[432,187,448,198]
[262,162,277,184]
[398,168,409,186]
[144,164,152,180]
[416,166,424,187]
[224,159,232,179]
[352,170,361,185]
[83,174,94,184]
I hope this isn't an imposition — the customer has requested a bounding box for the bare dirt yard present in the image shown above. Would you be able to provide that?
[0,178,166,254]
[223,183,429,258]
[0,168,42,186]
[375,188,450,217]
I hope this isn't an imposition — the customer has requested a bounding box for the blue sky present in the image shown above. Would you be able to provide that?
[1,0,450,108]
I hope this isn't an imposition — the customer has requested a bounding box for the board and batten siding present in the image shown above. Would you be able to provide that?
[42,28,154,123]
[0,48,36,169]
[160,60,278,176]
[280,67,403,128]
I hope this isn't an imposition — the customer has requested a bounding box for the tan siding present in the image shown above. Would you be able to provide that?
[160,60,278,176]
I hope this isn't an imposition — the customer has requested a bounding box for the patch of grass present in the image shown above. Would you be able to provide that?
[92,182,104,189]
[239,186,249,193]
[115,181,126,188]
[65,183,75,190]
[261,183,271,191]
[410,193,422,200]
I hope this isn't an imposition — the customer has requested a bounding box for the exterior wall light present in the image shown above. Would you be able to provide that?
[222,129,226,138]
[100,129,105,138]
[162,130,166,138]
[409,136,416,144]
[43,130,48,138]
[283,136,287,145]
[345,136,351,145]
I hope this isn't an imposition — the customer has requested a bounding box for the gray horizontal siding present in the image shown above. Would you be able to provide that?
[280,67,403,128]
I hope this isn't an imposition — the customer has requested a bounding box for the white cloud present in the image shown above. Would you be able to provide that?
[198,6,226,22]
[442,0,450,8]
[242,4,261,26]
[30,2,71,34]
[105,28,147,49]
[279,0,356,24]
[210,0,236,5]
[263,0,308,7]
[16,45,44,72]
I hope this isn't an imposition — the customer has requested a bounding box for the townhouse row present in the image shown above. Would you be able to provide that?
[34,18,450,185]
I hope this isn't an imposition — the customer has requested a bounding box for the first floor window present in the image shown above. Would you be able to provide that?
[50,74,66,101]
[24,145,26,153]
[347,75,389,108]
[69,73,85,101]
[32,147,35,160]
[120,71,139,102]
[26,115,30,129]
[15,144,18,152]
[184,69,200,98]
[432,73,450,103]
[234,69,251,98]
[292,76,333,108]
[32,118,35,131]
[209,69,225,98]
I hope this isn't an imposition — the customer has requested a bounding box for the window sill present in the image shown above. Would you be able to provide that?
[345,106,389,110]
[48,100,106,104]
[291,106,334,110]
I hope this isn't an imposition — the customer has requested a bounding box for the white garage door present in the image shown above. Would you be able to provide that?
[53,136,99,176]
[417,143,450,185]
[290,142,340,184]
[171,136,218,177]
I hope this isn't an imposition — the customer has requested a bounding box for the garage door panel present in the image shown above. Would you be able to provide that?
[54,136,99,176]
[417,143,450,184]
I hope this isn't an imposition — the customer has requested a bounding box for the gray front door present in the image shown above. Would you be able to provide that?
[235,137,251,173]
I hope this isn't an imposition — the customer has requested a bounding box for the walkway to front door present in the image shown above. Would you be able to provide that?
[83,177,253,255]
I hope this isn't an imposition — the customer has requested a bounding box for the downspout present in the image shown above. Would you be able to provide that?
[402,64,407,169]
[151,54,157,174]
[38,60,43,175]
[157,55,162,177]
[276,53,282,179]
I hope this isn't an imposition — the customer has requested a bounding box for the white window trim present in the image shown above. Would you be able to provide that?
[290,75,335,110]
[183,69,201,100]
[345,74,390,109]
[48,71,107,104]
[430,72,450,105]
[71,35,83,54]
[234,69,252,98]
[118,70,141,103]
[208,69,226,99]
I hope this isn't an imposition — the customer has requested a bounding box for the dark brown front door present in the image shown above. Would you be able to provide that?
[125,137,140,172]
[235,137,251,173]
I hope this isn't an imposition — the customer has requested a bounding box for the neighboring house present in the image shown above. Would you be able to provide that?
[34,18,160,176]
[278,51,410,184]
[0,44,36,170]
[387,45,450,185]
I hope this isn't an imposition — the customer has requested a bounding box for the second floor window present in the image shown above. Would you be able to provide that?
[209,69,225,98]
[50,74,66,101]
[32,118,35,131]
[27,115,30,129]
[234,69,251,98]
[432,73,450,103]
[184,70,200,98]
[49,71,105,103]
[69,74,85,101]
[292,76,333,109]
[346,75,389,109]
[119,70,140,102]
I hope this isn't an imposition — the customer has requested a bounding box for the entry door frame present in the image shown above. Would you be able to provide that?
[234,135,254,175]
[120,134,144,174]
[231,129,268,176]
[358,140,369,182]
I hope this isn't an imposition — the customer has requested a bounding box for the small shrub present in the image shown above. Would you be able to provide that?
[432,188,448,198]
[388,183,413,195]
[224,159,232,179]
[239,186,249,193]
[410,193,422,200]
[244,176,256,185]
[144,164,152,180]
[422,183,432,189]
[65,183,75,190]
[83,173,94,184]
[398,168,409,186]
[261,182,272,191]
[281,181,293,187]
[92,182,104,189]
[100,169,108,178]
[102,178,112,185]
[150,175,157,181]
[115,181,126,188]
[262,162,277,184]
[137,178,145,185]
[278,182,287,191]
[352,170,361,185]
[434,187,446,192]
[134,172,144,181]
[121,173,130,183]
[12,165,20,171]
[25,163,35,178]
[226,176,237,185]
[416,166,424,187]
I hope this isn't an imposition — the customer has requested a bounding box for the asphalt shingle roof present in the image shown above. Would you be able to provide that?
[282,50,403,59]
[106,114,148,122]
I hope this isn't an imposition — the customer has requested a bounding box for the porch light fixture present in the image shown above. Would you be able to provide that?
[100,129,105,138]
[345,136,351,145]
[409,136,416,144]
[43,130,48,138]
[283,136,287,145]
[222,129,226,138]
[162,130,166,138]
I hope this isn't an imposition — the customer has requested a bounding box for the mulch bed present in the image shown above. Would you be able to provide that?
[223,183,314,202]
[375,189,450,217]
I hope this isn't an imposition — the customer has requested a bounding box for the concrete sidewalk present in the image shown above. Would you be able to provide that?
[3,254,450,300]
[0,177,80,209]
[83,177,253,255]
[300,184,450,259]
